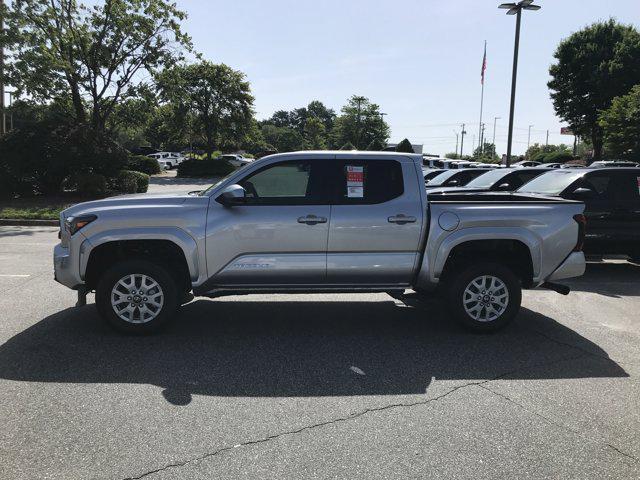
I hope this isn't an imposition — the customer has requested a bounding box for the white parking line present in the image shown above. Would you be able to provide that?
[0,274,31,278]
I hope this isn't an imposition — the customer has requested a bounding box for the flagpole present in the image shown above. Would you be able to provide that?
[478,40,486,156]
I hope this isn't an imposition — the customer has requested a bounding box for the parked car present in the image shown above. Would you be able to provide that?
[423,168,446,182]
[536,163,563,169]
[428,168,552,194]
[518,167,640,261]
[147,152,185,169]
[512,160,542,168]
[220,154,252,167]
[589,161,640,168]
[425,168,491,189]
[54,151,586,334]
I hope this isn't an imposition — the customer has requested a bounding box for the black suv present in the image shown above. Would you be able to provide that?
[518,168,640,261]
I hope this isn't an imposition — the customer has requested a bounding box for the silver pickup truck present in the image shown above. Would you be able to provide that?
[54,151,586,334]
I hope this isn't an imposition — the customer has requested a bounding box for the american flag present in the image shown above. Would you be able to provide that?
[481,42,487,84]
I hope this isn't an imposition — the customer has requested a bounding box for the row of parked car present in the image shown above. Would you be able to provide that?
[423,163,640,262]
[146,152,254,170]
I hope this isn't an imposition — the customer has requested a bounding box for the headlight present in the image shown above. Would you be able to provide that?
[65,214,97,235]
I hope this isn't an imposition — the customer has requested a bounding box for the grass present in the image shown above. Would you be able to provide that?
[0,196,85,220]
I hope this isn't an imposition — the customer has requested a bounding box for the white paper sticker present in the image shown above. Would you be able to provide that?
[637,177,640,195]
[346,166,364,197]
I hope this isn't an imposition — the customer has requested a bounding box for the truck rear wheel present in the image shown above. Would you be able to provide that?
[446,262,521,332]
[95,260,178,334]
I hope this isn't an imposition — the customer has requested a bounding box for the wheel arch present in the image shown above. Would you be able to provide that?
[82,229,198,290]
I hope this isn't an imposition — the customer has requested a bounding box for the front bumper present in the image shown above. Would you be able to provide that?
[547,251,586,281]
[53,243,83,290]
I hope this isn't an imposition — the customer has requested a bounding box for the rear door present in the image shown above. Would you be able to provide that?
[608,170,640,256]
[326,155,423,285]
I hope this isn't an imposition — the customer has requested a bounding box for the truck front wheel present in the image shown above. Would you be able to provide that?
[446,262,522,332]
[95,260,178,334]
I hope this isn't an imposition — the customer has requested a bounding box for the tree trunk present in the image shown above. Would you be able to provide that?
[69,79,87,124]
[591,130,603,161]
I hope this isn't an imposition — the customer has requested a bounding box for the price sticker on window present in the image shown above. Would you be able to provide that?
[346,166,364,198]
[637,177,640,195]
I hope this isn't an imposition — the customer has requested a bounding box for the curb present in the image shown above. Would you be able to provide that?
[0,219,59,227]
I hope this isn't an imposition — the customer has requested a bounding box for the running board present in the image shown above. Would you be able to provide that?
[197,286,409,298]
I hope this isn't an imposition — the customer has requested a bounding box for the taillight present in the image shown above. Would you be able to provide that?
[573,214,586,252]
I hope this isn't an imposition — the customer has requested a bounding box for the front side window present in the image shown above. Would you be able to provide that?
[330,160,404,204]
[238,160,325,205]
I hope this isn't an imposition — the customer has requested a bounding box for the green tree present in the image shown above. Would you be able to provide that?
[445,152,461,159]
[4,0,191,132]
[340,141,356,150]
[303,117,327,150]
[157,62,254,159]
[548,20,640,160]
[331,95,389,150]
[395,139,415,153]
[366,138,386,151]
[260,124,304,152]
[473,143,500,163]
[599,84,640,160]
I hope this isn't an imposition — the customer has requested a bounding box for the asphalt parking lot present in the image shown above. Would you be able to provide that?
[1,226,639,479]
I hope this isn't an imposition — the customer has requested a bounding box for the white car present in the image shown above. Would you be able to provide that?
[147,152,185,169]
[220,154,252,168]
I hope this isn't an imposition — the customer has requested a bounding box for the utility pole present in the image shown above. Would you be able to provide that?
[454,131,459,157]
[459,123,466,158]
[0,0,6,136]
[480,123,486,155]
[527,124,534,150]
[500,1,541,166]
[353,96,366,149]
[8,90,13,130]
[545,129,549,146]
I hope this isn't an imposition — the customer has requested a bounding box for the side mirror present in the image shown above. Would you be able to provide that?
[570,187,595,199]
[215,184,246,206]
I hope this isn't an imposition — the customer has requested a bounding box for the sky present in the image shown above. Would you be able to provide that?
[179,0,639,156]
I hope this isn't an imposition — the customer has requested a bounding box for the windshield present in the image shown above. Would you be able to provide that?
[199,162,254,196]
[426,170,457,185]
[517,170,584,195]
[465,169,510,188]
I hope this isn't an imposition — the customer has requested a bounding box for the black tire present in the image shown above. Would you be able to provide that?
[95,260,178,334]
[446,262,522,333]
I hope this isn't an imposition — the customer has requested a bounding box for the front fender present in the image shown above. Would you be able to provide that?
[80,227,201,282]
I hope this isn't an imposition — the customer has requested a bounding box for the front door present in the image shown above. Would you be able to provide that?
[325,155,424,285]
[205,158,331,287]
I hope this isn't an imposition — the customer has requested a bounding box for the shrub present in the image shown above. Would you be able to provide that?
[543,151,574,164]
[75,173,107,197]
[367,138,386,151]
[127,155,161,175]
[177,159,235,178]
[395,138,415,153]
[0,120,128,197]
[116,170,149,194]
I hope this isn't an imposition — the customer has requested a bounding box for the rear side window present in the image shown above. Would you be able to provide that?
[611,171,640,202]
[330,160,404,204]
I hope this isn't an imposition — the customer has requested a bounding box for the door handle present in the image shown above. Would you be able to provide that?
[297,215,327,225]
[388,214,417,225]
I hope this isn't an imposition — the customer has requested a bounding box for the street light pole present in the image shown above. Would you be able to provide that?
[459,123,466,158]
[499,0,541,166]
[454,131,459,156]
[527,124,534,150]
[0,0,6,136]
[492,116,500,157]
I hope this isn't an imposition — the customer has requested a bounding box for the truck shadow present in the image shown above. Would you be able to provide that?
[0,298,627,405]
[565,261,640,298]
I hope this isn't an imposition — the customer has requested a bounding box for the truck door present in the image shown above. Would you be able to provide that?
[609,170,640,257]
[204,157,331,286]
[326,156,424,285]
